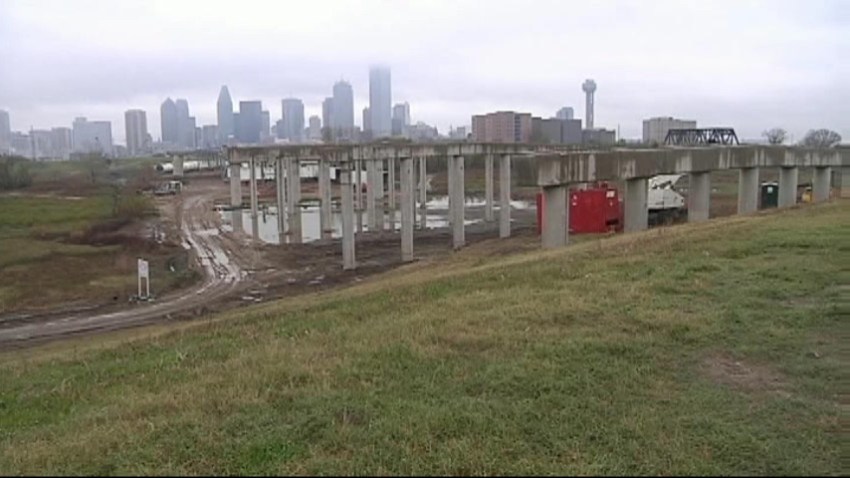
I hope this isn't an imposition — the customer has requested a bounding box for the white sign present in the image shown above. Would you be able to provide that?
[137,258,151,298]
[138,259,149,279]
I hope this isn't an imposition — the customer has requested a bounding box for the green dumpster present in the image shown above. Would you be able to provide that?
[760,182,778,209]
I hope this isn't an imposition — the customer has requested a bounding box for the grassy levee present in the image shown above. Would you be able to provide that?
[1,202,847,475]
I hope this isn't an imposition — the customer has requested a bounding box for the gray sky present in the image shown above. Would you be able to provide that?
[1,0,847,144]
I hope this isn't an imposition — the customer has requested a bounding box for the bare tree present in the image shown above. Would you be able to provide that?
[801,129,842,148]
[762,128,787,145]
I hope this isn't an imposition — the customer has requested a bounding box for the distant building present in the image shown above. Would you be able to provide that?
[9,132,31,157]
[642,117,697,144]
[449,126,468,140]
[0,109,10,153]
[175,99,195,150]
[50,127,72,159]
[72,117,113,156]
[471,111,532,143]
[369,66,392,138]
[322,97,334,132]
[332,80,354,139]
[124,109,149,156]
[308,115,321,140]
[201,125,219,149]
[217,86,234,144]
[408,122,438,142]
[392,102,410,137]
[236,101,262,144]
[582,128,616,145]
[556,107,574,120]
[160,98,179,146]
[261,110,271,142]
[531,117,582,144]
[281,98,305,142]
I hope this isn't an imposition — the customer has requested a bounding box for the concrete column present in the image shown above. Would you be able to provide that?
[499,154,511,238]
[354,160,362,211]
[779,166,798,208]
[275,160,286,234]
[173,157,184,178]
[447,156,455,227]
[366,160,377,231]
[688,172,711,222]
[541,185,568,248]
[229,163,242,208]
[737,167,759,214]
[450,156,465,249]
[249,158,258,219]
[400,157,414,262]
[624,178,648,233]
[388,158,396,231]
[340,168,356,270]
[419,157,427,230]
[841,167,850,199]
[287,158,302,243]
[375,160,385,231]
[319,160,332,239]
[485,154,494,222]
[813,167,831,202]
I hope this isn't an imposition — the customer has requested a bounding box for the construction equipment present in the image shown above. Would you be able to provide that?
[648,174,687,225]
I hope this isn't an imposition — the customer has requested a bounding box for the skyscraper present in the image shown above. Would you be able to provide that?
[0,110,10,153]
[369,66,392,138]
[322,97,334,131]
[160,98,179,145]
[237,101,262,143]
[556,107,574,120]
[281,98,305,142]
[124,109,148,156]
[217,86,234,144]
[308,115,321,140]
[392,102,410,137]
[72,117,114,155]
[175,99,195,149]
[261,110,270,140]
[362,107,371,133]
[332,80,354,134]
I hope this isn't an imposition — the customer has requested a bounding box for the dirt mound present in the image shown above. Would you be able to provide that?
[701,353,790,396]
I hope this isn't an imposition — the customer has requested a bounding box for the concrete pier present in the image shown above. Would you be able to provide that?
[447,156,455,227]
[779,166,798,208]
[388,158,396,230]
[813,167,831,202]
[541,185,567,248]
[319,161,332,239]
[249,158,258,219]
[841,167,850,199]
[340,168,356,270]
[366,160,377,231]
[229,163,242,208]
[276,160,286,234]
[737,167,759,214]
[400,157,414,262]
[287,158,302,243]
[499,154,511,238]
[173,157,184,178]
[419,157,427,230]
[485,154,494,222]
[375,160,385,231]
[450,156,465,249]
[624,178,648,233]
[688,172,711,222]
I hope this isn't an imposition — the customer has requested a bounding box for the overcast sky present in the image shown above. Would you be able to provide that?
[1,0,847,144]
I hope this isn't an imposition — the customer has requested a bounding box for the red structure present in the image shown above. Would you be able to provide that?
[537,183,623,235]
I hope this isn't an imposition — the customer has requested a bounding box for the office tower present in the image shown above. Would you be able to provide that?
[369,66,392,138]
[261,110,270,139]
[308,115,321,140]
[0,110,10,153]
[217,86,234,143]
[237,101,262,143]
[332,80,354,132]
[124,109,149,156]
[322,97,334,131]
[642,117,697,144]
[160,98,179,145]
[556,107,574,120]
[174,99,195,149]
[582,79,597,129]
[392,102,410,137]
[201,125,219,149]
[72,117,114,155]
[50,127,72,159]
[471,111,533,143]
[531,117,582,144]
[281,98,305,142]
[362,107,371,132]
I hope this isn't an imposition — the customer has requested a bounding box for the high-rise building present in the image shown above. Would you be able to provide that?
[471,111,532,143]
[50,127,72,159]
[0,109,10,153]
[308,115,321,140]
[174,99,195,149]
[72,117,114,155]
[642,117,697,144]
[392,102,410,137]
[201,125,219,149]
[261,110,270,140]
[322,97,334,132]
[217,86,234,144]
[531,117,582,144]
[582,79,597,129]
[124,109,149,156]
[160,98,179,145]
[237,101,262,143]
[369,66,392,138]
[332,80,354,133]
[362,107,371,133]
[556,107,574,120]
[281,98,305,142]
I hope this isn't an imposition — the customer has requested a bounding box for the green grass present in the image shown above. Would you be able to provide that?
[1,202,847,475]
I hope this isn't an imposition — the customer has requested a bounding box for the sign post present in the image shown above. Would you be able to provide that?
[137,258,150,299]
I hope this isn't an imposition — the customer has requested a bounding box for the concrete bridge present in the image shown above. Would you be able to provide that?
[226,143,849,270]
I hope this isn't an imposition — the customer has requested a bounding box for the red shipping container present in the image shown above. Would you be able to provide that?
[537,184,623,235]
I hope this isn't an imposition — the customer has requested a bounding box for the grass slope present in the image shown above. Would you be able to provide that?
[1,202,847,475]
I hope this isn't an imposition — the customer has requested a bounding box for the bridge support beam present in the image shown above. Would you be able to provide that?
[737,167,759,214]
[841,167,850,199]
[376,160,385,231]
[813,167,831,202]
[319,161,332,239]
[485,154,494,222]
[287,158,301,243]
[688,172,711,222]
[249,158,259,241]
[229,163,242,208]
[624,178,648,233]
[541,185,568,248]
[340,168,356,270]
[173,157,184,177]
[366,160,377,231]
[276,160,286,234]
[499,154,511,238]
[418,157,428,229]
[779,166,798,208]
[450,155,465,249]
[400,157,414,262]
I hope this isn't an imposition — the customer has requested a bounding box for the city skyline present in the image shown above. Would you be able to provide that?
[0,0,847,145]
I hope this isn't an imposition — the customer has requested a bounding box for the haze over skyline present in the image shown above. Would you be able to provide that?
[1,0,847,145]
